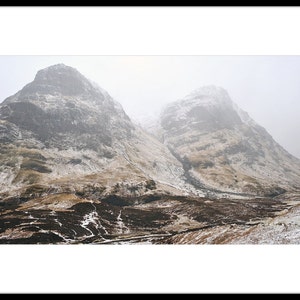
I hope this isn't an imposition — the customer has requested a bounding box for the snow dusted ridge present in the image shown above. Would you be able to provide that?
[183,85,233,104]
[1,68,299,198]
[161,85,256,127]
[160,85,300,196]
[164,86,232,113]
[4,64,127,119]
[0,63,198,198]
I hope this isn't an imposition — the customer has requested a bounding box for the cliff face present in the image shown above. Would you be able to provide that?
[160,86,300,196]
[0,64,190,199]
[1,64,133,149]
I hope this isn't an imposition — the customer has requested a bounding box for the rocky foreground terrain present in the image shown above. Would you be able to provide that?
[0,64,299,244]
[1,192,299,244]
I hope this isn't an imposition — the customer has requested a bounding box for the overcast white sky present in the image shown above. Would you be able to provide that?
[0,55,299,158]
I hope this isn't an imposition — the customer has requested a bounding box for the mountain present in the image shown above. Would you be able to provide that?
[0,64,193,200]
[1,63,133,149]
[160,85,300,196]
[0,66,299,244]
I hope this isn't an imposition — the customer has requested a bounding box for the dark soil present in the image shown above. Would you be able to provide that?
[0,194,290,244]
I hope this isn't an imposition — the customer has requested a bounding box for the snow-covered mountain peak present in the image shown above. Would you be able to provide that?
[35,63,83,81]
[2,63,123,114]
[183,85,233,107]
[0,64,195,203]
[161,86,242,132]
[160,85,300,196]
[0,64,134,150]
[182,85,258,127]
[28,63,96,97]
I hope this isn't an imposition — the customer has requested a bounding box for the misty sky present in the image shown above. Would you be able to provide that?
[0,55,299,158]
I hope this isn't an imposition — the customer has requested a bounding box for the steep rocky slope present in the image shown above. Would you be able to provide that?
[0,64,194,202]
[160,86,300,196]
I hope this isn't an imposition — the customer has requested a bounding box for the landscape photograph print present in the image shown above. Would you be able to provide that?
[0,55,299,244]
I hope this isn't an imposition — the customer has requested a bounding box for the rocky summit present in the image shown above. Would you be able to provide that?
[1,64,133,149]
[0,65,299,244]
[160,86,300,197]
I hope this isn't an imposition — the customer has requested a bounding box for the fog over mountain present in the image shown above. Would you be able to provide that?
[0,56,299,158]
[0,63,299,244]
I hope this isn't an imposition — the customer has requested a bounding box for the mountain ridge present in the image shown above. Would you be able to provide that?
[159,85,300,196]
[0,64,194,199]
[0,64,299,244]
